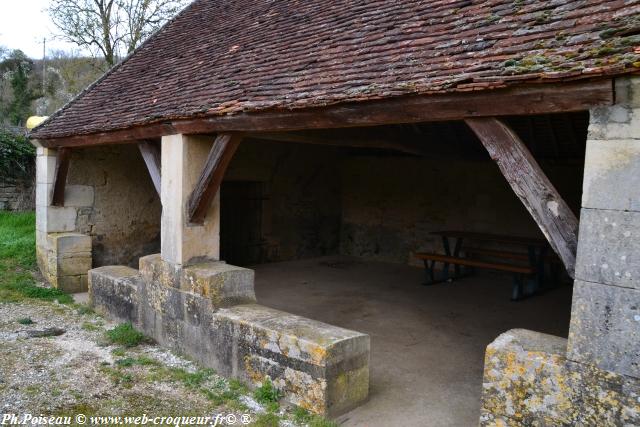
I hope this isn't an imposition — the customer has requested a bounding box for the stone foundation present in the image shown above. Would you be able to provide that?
[480,329,640,426]
[89,254,370,416]
[38,232,92,292]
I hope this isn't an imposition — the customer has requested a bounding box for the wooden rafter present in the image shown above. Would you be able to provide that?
[39,80,613,148]
[138,140,161,196]
[187,133,242,224]
[465,117,579,277]
[51,147,71,207]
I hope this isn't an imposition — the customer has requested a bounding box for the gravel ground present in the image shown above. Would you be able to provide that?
[0,298,296,426]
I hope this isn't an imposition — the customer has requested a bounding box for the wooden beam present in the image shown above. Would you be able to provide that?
[250,131,424,155]
[138,140,161,196]
[39,80,613,148]
[187,133,242,224]
[465,117,579,278]
[51,147,71,207]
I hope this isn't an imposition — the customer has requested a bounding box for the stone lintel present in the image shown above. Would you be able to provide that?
[480,329,640,426]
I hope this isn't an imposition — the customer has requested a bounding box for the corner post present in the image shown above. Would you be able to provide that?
[567,75,640,378]
[160,134,221,265]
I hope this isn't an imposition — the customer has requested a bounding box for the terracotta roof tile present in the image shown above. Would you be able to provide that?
[32,0,640,140]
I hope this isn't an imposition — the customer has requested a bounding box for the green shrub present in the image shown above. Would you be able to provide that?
[17,317,33,325]
[105,323,147,347]
[0,129,34,180]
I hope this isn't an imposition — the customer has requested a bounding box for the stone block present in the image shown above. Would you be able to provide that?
[56,274,88,293]
[64,185,94,207]
[36,154,57,184]
[57,254,92,276]
[588,106,640,140]
[219,304,370,416]
[35,183,52,207]
[139,254,256,307]
[481,329,640,426]
[89,264,369,416]
[615,76,640,108]
[576,208,640,289]
[89,266,140,323]
[36,205,77,233]
[567,280,640,378]
[47,232,92,254]
[582,139,640,211]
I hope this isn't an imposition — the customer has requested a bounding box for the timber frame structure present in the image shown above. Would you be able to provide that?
[29,0,640,423]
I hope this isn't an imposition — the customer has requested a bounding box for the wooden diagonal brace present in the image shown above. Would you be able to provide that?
[51,147,71,207]
[138,140,161,196]
[465,117,579,278]
[187,133,242,224]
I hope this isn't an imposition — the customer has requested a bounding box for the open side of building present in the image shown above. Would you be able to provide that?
[29,0,640,423]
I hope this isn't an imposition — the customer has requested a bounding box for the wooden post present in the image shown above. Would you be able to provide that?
[465,117,578,278]
[138,140,161,196]
[51,147,71,207]
[187,133,242,224]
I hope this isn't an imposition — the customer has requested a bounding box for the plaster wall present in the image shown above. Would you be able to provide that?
[225,139,343,262]
[66,144,161,267]
[340,155,583,265]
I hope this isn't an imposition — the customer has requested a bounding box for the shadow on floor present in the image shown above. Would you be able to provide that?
[254,256,573,427]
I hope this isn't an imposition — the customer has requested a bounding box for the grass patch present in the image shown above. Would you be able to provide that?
[17,317,34,325]
[115,356,158,368]
[81,322,101,331]
[0,211,73,304]
[254,378,281,407]
[105,323,147,347]
[253,413,281,427]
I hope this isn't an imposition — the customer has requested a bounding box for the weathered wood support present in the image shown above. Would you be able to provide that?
[138,140,161,196]
[465,117,578,278]
[51,147,71,207]
[39,80,613,148]
[187,133,242,224]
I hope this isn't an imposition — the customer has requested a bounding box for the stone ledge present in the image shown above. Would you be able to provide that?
[89,264,370,416]
[480,329,640,426]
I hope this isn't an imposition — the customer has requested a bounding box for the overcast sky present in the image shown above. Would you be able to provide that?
[0,0,85,58]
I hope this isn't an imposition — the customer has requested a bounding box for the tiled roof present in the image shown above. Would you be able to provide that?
[31,0,640,140]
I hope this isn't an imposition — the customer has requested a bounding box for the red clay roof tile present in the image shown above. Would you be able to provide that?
[31,0,640,140]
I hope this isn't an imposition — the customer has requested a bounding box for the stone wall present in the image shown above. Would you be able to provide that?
[90,254,370,416]
[226,139,343,262]
[66,145,162,267]
[0,177,34,211]
[340,155,582,265]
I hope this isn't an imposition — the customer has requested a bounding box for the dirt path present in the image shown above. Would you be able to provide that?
[0,298,317,427]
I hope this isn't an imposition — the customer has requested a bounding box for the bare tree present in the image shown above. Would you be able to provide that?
[48,0,188,67]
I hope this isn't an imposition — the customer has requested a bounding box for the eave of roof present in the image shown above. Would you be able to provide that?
[30,0,640,142]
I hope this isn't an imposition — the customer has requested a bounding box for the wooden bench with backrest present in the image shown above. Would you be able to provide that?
[414,252,536,300]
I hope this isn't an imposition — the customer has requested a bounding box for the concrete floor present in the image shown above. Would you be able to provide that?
[254,256,573,427]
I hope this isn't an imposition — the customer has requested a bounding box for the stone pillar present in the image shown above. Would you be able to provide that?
[161,134,220,266]
[34,144,93,292]
[567,76,640,378]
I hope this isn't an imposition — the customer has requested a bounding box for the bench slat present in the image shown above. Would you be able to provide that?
[415,252,534,274]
